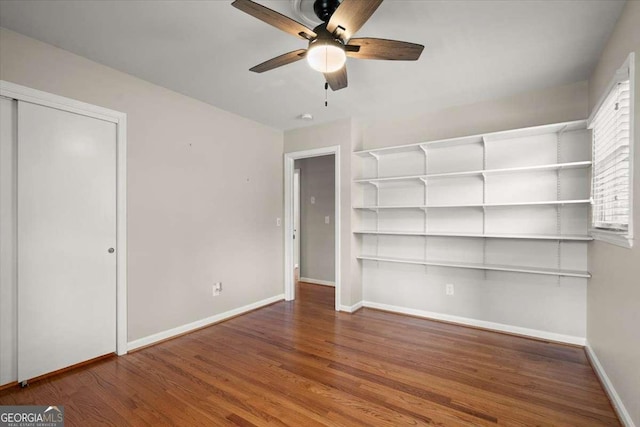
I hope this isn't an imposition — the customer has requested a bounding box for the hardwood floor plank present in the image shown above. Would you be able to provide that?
[0,282,620,426]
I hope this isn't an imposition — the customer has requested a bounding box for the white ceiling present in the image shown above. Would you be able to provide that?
[0,0,625,130]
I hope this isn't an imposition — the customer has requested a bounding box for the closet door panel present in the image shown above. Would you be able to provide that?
[17,101,117,382]
[0,97,17,386]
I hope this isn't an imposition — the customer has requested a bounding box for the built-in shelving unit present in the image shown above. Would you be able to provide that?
[353,119,592,279]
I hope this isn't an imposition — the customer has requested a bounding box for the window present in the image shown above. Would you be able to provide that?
[589,53,635,247]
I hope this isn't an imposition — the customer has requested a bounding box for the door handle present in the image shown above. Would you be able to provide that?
[108,248,115,253]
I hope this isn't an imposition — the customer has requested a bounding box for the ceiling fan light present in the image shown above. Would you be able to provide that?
[306,41,346,73]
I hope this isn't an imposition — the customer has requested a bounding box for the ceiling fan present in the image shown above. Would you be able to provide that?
[231,0,424,91]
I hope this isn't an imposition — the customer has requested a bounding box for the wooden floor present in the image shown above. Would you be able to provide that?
[1,282,619,426]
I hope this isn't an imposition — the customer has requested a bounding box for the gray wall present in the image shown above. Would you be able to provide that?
[294,155,335,282]
[0,28,284,343]
[587,1,640,425]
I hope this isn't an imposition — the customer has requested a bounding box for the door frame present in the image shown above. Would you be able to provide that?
[293,168,301,271]
[284,146,340,310]
[0,80,128,356]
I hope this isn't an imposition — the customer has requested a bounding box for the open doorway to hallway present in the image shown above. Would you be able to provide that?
[284,146,340,310]
[293,155,335,295]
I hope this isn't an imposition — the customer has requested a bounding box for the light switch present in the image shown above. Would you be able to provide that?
[276,218,281,226]
[325,216,330,224]
[311,196,315,204]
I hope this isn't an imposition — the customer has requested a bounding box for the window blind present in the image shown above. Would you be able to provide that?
[591,79,631,232]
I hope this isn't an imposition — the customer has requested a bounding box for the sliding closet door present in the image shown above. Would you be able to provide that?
[17,101,117,382]
[0,97,17,386]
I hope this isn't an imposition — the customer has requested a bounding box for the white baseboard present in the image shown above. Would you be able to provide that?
[300,277,335,287]
[585,342,636,427]
[127,294,284,352]
[340,301,363,313]
[362,301,586,346]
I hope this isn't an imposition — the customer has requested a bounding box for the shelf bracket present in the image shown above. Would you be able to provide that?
[557,124,569,138]
[482,136,488,280]
[556,132,562,285]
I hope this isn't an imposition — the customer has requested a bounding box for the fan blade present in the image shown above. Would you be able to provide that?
[250,49,307,73]
[232,0,316,40]
[324,67,348,91]
[326,0,383,42]
[346,38,424,60]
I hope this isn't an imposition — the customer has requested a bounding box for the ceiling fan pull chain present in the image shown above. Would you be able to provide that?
[325,82,329,107]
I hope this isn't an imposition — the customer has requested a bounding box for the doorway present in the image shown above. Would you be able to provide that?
[284,146,340,310]
[293,168,301,284]
[294,155,336,289]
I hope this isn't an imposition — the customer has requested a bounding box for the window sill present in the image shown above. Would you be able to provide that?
[590,229,634,248]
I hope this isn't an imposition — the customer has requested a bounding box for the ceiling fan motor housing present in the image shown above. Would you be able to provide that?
[313,0,341,22]
[307,24,347,73]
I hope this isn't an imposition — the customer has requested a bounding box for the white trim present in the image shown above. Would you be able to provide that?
[127,294,284,352]
[362,301,586,346]
[0,81,120,123]
[299,277,335,287]
[588,53,635,249]
[590,229,634,248]
[0,81,128,356]
[340,301,363,313]
[585,342,636,427]
[293,168,301,273]
[588,53,634,125]
[284,146,341,311]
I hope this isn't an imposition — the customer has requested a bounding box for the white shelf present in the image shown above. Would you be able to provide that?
[353,230,593,241]
[354,161,591,184]
[353,199,591,210]
[353,120,587,158]
[357,255,591,278]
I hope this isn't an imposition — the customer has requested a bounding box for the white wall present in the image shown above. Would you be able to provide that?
[0,28,284,343]
[587,1,640,425]
[294,155,335,282]
[362,80,588,149]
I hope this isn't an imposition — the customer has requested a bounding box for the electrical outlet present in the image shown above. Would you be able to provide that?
[276,218,281,227]
[445,283,454,296]
[325,215,330,224]
[213,282,222,297]
[310,196,315,204]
